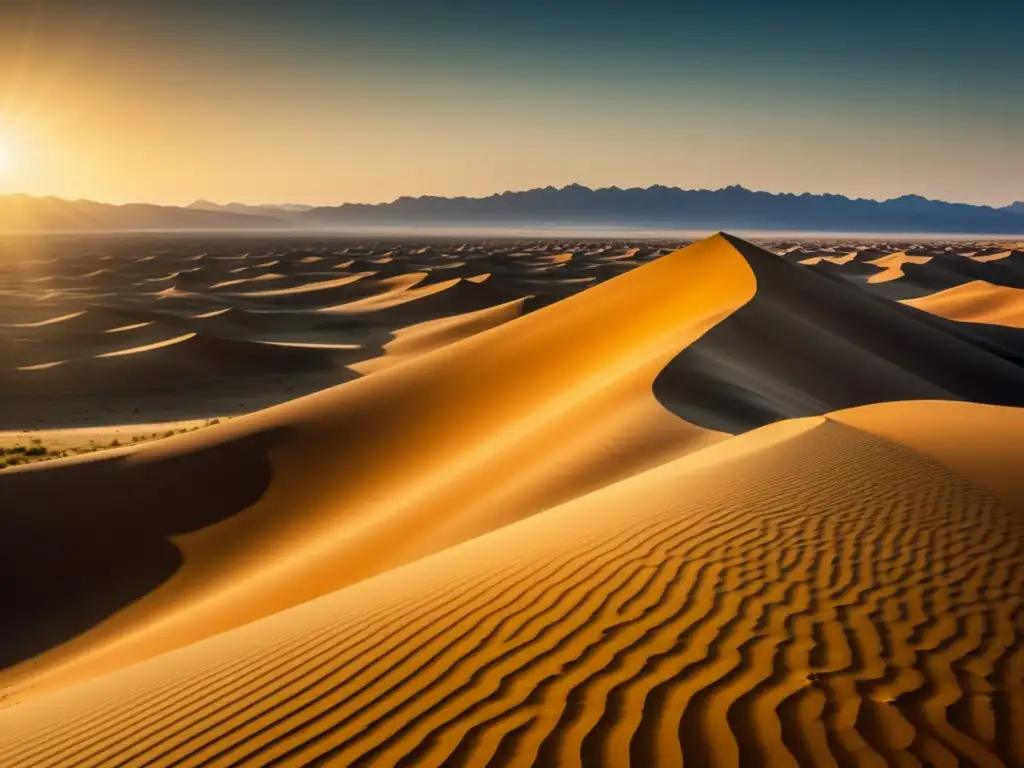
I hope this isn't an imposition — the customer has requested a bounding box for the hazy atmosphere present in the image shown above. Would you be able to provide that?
[1,0,1021,206]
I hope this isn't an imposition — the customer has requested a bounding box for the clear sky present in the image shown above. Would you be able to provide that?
[0,0,1021,207]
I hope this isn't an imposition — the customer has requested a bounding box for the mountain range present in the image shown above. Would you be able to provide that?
[2,185,1023,234]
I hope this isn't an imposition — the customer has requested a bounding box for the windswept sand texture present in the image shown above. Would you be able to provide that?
[0,232,1022,766]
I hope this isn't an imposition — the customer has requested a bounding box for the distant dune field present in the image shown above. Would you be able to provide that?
[0,233,1022,766]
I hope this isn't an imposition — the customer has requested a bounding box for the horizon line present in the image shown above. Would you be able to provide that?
[2,184,1021,211]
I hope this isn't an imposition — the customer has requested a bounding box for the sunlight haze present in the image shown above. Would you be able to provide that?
[0,1,1021,206]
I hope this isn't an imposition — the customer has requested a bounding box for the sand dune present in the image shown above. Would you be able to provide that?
[0,235,752,702]
[653,235,1024,432]
[970,249,1022,264]
[0,232,1022,766]
[865,251,933,283]
[903,280,1024,329]
[351,296,531,374]
[796,251,857,265]
[1,400,1021,766]
[232,274,370,298]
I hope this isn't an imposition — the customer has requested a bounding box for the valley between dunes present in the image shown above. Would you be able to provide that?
[1,233,1022,766]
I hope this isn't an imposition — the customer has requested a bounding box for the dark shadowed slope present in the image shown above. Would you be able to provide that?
[654,235,1024,433]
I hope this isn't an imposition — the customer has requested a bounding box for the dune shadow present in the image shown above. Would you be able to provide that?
[654,235,1024,434]
[0,427,284,670]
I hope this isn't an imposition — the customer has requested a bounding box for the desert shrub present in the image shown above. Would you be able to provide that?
[23,446,47,456]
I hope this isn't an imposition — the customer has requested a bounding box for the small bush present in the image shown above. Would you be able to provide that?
[23,446,47,456]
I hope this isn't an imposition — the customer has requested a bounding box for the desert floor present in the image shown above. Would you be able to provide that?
[0,232,1022,766]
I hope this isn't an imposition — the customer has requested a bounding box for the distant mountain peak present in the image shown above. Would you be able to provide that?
[5,187,1024,234]
[297,185,1023,234]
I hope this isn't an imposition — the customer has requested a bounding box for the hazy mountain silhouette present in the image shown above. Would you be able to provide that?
[3,186,1023,234]
[0,195,288,232]
[298,185,1024,234]
[188,200,314,216]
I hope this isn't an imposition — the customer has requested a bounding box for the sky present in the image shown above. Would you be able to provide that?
[0,0,1021,207]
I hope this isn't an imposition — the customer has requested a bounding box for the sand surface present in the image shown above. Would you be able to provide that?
[903,281,1024,329]
[0,232,1022,766]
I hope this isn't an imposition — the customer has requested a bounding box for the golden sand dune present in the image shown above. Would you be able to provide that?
[4,310,88,328]
[320,278,520,327]
[351,296,530,374]
[866,252,933,283]
[0,242,618,427]
[94,332,199,358]
[651,236,1024,433]
[796,251,856,266]
[232,274,370,298]
[790,239,1024,307]
[0,232,1022,766]
[600,247,639,262]
[207,273,287,290]
[0,235,751,702]
[903,280,1024,329]
[968,249,1020,263]
[319,275,460,313]
[1,401,1021,766]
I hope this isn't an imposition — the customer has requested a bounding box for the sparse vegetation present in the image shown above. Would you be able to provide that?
[0,417,229,471]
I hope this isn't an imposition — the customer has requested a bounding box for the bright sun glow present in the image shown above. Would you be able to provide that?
[0,140,11,173]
